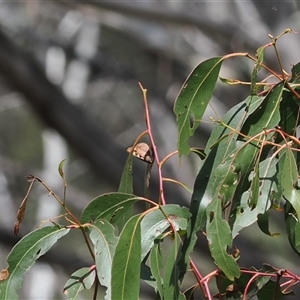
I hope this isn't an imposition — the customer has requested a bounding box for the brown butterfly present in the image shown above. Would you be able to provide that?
[127,142,153,164]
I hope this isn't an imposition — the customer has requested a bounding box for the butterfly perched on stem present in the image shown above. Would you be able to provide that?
[127,142,153,164]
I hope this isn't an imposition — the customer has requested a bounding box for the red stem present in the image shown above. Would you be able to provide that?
[139,82,166,205]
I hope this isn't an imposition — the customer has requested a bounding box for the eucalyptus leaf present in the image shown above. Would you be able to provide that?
[141,204,190,259]
[232,157,278,238]
[206,199,240,280]
[149,240,163,298]
[88,220,118,299]
[111,214,142,300]
[162,232,185,300]
[80,192,141,224]
[0,226,70,300]
[174,57,224,156]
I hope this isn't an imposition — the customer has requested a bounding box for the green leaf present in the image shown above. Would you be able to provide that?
[290,62,300,84]
[118,154,133,194]
[240,81,284,137]
[244,266,272,298]
[141,205,190,259]
[213,152,242,210]
[257,211,279,237]
[248,159,260,209]
[178,100,249,279]
[216,264,294,299]
[277,90,300,137]
[88,220,118,299]
[197,100,251,220]
[174,57,224,156]
[206,199,240,280]
[285,202,300,255]
[257,280,295,299]
[0,226,70,300]
[232,157,277,237]
[63,267,95,300]
[150,240,163,298]
[215,271,254,299]
[111,214,142,300]
[280,147,300,218]
[180,82,283,281]
[117,154,134,236]
[244,95,265,115]
[58,158,67,184]
[162,232,185,300]
[250,45,265,95]
[80,192,141,224]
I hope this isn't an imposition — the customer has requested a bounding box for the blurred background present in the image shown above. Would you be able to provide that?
[1,1,300,299]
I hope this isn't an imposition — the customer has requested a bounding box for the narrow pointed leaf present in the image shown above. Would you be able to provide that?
[111,215,142,300]
[174,57,223,156]
[118,154,133,194]
[150,240,163,298]
[248,159,260,209]
[0,226,69,300]
[281,148,300,218]
[178,100,249,279]
[88,220,118,299]
[114,154,134,237]
[206,199,240,280]
[250,45,265,95]
[240,81,284,137]
[162,232,185,300]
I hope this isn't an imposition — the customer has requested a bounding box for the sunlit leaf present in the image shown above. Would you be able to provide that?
[174,57,223,156]
[232,157,278,237]
[178,99,249,279]
[88,220,118,299]
[0,226,69,300]
[111,214,142,300]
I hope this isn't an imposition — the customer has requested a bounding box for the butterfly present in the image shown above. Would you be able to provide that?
[127,142,153,164]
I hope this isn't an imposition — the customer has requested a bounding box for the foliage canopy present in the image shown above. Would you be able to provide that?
[1,29,300,300]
